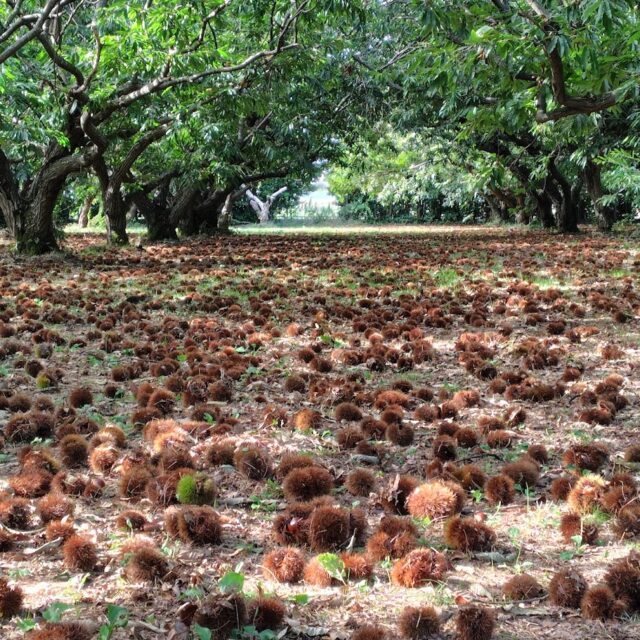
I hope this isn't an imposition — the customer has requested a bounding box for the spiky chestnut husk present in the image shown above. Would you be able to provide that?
[398,605,440,639]
[366,530,416,562]
[45,519,76,541]
[341,552,374,581]
[0,498,30,529]
[8,470,53,498]
[527,444,549,465]
[502,574,545,601]
[548,568,587,608]
[246,596,286,631]
[486,430,514,449]
[432,435,457,461]
[147,389,175,415]
[381,475,420,515]
[550,476,575,502]
[272,501,316,546]
[154,447,193,473]
[282,466,333,502]
[37,493,75,524]
[559,513,599,545]
[0,577,23,618]
[233,447,273,480]
[206,443,235,466]
[262,547,305,583]
[175,472,216,505]
[123,546,169,582]
[284,375,306,393]
[119,466,152,500]
[334,402,363,422]
[502,458,539,488]
[567,475,606,514]
[444,516,496,552]
[62,535,98,572]
[600,485,637,515]
[407,480,465,520]
[164,505,222,544]
[390,549,449,587]
[0,529,14,552]
[116,510,147,531]
[455,606,496,640]
[345,468,376,496]
[336,426,365,449]
[580,585,627,620]
[455,428,479,448]
[292,408,323,431]
[25,621,93,640]
[19,447,60,473]
[88,445,119,475]
[604,553,640,611]
[68,388,93,409]
[91,425,126,449]
[146,471,185,507]
[562,443,609,472]
[308,506,365,552]
[51,471,87,496]
[59,435,88,468]
[624,445,640,463]
[276,453,315,481]
[386,422,414,446]
[612,505,640,539]
[192,594,246,639]
[351,625,388,640]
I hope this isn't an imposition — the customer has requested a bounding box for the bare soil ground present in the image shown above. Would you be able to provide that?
[0,227,639,640]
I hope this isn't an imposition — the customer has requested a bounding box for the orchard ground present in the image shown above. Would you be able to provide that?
[0,226,639,640]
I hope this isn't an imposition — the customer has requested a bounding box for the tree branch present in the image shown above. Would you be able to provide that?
[0,0,64,64]
[95,43,299,123]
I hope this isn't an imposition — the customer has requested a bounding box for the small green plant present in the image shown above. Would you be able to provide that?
[288,593,310,605]
[179,586,206,601]
[15,616,37,632]
[219,569,245,594]
[193,624,212,640]
[434,267,461,288]
[98,605,129,640]
[316,553,346,584]
[42,602,74,623]
[232,627,277,640]
[6,568,31,579]
[507,526,524,565]
[559,535,588,562]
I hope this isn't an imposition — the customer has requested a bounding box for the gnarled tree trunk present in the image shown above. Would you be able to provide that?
[1,145,98,254]
[584,158,616,231]
[218,184,249,232]
[246,186,287,223]
[548,156,578,232]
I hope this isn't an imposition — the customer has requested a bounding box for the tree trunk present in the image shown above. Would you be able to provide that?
[246,186,287,223]
[530,190,555,228]
[584,159,616,231]
[103,185,129,245]
[131,194,177,241]
[1,145,98,254]
[218,185,248,232]
[547,156,579,233]
[78,195,94,228]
